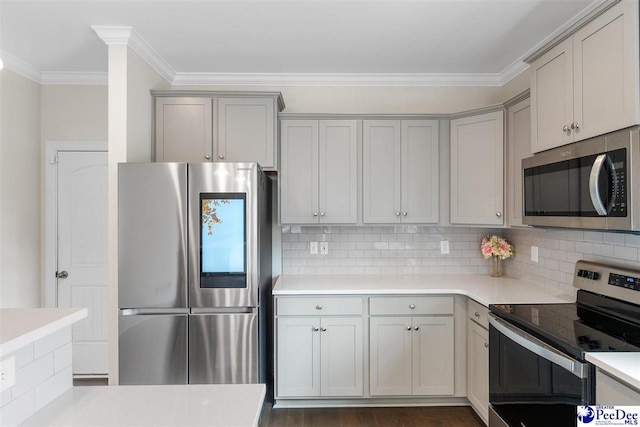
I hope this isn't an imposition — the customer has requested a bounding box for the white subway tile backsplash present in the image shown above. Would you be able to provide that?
[33,328,71,360]
[11,354,54,400]
[0,389,34,427]
[34,366,72,411]
[53,343,72,373]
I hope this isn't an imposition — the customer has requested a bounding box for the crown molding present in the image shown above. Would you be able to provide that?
[2,50,42,83]
[41,71,108,85]
[171,72,508,87]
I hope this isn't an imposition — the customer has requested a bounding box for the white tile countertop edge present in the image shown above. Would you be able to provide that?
[20,384,266,427]
[0,308,88,357]
[273,275,575,306]
[586,352,640,392]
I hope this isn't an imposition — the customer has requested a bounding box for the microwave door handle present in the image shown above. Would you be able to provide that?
[589,154,608,216]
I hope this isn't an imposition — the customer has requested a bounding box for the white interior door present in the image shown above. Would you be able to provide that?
[57,151,108,375]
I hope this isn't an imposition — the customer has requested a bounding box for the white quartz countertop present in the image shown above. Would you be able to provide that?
[20,384,266,427]
[273,274,574,306]
[0,308,87,357]
[586,352,640,391]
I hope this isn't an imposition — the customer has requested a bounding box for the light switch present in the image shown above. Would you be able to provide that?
[531,245,538,263]
[310,242,318,255]
[440,241,450,255]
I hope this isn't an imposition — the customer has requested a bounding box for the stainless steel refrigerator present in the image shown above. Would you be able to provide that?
[118,162,271,385]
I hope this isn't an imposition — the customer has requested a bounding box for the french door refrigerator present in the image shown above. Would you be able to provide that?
[118,162,271,385]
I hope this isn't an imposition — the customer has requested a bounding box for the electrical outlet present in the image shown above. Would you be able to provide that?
[320,242,329,255]
[531,245,539,263]
[0,356,16,392]
[440,241,450,255]
[310,241,318,255]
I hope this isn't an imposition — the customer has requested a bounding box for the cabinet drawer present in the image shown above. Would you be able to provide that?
[468,298,488,329]
[369,296,454,315]
[276,297,363,316]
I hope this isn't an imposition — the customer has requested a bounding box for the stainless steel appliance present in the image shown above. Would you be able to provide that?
[118,162,271,385]
[522,126,640,230]
[488,260,640,427]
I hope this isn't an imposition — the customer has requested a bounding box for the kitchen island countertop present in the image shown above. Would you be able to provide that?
[20,384,266,427]
[586,352,640,392]
[273,274,574,306]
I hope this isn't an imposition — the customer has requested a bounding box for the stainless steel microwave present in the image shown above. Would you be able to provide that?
[522,126,640,231]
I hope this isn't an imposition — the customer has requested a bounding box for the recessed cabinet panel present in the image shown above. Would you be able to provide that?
[467,319,489,423]
[369,316,413,396]
[363,121,401,223]
[280,121,319,224]
[155,97,212,162]
[217,98,275,168]
[412,316,454,396]
[450,111,504,225]
[320,317,363,397]
[506,97,531,228]
[402,121,439,223]
[276,317,321,397]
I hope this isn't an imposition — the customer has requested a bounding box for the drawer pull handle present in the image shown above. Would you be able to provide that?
[406,325,411,331]
[474,312,481,317]
[414,326,419,331]
[409,304,415,309]
[313,326,319,332]
[315,305,322,310]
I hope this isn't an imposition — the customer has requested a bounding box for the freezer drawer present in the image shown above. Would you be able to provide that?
[189,313,259,384]
[119,313,188,385]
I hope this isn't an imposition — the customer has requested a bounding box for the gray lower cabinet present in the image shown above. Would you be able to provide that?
[153,92,282,171]
[280,120,358,224]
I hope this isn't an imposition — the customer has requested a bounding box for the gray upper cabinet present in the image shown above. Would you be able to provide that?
[280,120,358,224]
[155,97,213,163]
[153,92,283,171]
[450,111,504,226]
[530,0,639,153]
[506,96,531,228]
[217,97,276,169]
[363,120,439,224]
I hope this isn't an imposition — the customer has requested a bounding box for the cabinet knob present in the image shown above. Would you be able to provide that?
[414,325,419,331]
[406,325,412,331]
[205,155,211,160]
[409,304,415,309]
[474,312,481,317]
[313,326,319,332]
[320,212,325,217]
[313,212,318,217]
[563,125,571,133]
[315,305,322,310]
[395,212,401,216]
[571,122,580,131]
[496,212,502,217]
[403,212,408,216]
[321,327,327,332]
[484,342,489,348]
[218,155,224,160]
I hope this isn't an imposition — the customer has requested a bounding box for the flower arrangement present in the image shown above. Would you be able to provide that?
[480,235,515,260]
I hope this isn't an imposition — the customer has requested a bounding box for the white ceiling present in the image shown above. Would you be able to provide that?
[0,0,598,85]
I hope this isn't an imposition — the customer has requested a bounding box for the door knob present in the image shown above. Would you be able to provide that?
[55,271,68,279]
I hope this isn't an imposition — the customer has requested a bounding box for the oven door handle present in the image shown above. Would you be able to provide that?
[488,314,589,379]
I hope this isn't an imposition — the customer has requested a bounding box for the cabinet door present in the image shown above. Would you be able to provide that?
[276,317,320,397]
[573,0,639,142]
[506,97,531,228]
[450,111,504,225]
[320,317,363,397]
[319,121,358,224]
[217,98,276,169]
[363,120,401,223]
[155,97,212,162]
[401,120,439,223]
[412,316,454,396]
[280,120,319,224]
[530,38,574,153]
[369,316,412,396]
[467,320,489,423]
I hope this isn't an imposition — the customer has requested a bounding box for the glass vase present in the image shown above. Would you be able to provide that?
[491,256,502,277]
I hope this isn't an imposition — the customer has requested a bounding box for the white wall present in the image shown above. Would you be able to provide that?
[0,70,42,308]
[41,85,108,141]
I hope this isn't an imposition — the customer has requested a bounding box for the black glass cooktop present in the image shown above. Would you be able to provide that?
[490,290,640,360]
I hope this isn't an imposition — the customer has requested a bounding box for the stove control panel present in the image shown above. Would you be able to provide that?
[608,273,640,292]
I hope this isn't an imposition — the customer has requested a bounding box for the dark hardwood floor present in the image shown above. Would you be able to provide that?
[260,404,485,427]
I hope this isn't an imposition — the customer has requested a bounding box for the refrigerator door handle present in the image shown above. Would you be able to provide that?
[190,307,257,315]
[121,308,190,316]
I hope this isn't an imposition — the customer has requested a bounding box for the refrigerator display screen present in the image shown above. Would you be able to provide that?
[200,193,247,288]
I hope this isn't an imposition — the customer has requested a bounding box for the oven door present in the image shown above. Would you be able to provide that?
[488,315,594,427]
